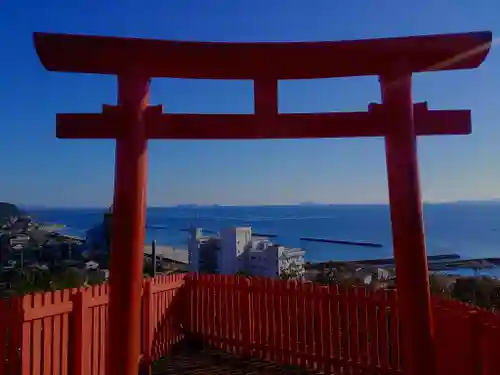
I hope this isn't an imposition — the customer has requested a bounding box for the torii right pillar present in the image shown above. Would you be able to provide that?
[381,67,434,375]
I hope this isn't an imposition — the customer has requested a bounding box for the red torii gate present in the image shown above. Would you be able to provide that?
[33,31,492,375]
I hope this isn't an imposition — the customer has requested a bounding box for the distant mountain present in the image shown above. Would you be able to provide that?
[298,202,326,206]
[451,199,500,205]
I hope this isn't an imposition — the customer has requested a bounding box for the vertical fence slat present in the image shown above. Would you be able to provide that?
[305,282,316,370]
[52,291,62,375]
[98,285,106,375]
[141,279,152,374]
[377,291,389,370]
[60,290,70,375]
[314,285,325,372]
[339,285,350,372]
[326,285,336,375]
[253,278,262,358]
[215,275,222,350]
[91,288,99,375]
[349,286,360,372]
[387,290,400,371]
[298,282,307,367]
[166,282,172,352]
[367,288,380,371]
[71,289,89,375]
[289,281,299,366]
[42,292,53,375]
[32,294,43,375]
[263,278,271,360]
[282,280,291,365]
[222,275,229,351]
[0,299,6,375]
[210,275,216,349]
[240,277,251,357]
[357,287,369,371]
[20,296,32,375]
[270,280,280,363]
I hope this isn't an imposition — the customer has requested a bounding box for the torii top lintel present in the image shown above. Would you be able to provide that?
[33,31,492,79]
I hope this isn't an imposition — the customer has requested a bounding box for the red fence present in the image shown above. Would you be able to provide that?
[186,274,500,375]
[1,273,500,375]
[0,274,185,375]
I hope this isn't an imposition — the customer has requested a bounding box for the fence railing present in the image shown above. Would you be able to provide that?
[2,273,500,375]
[186,274,500,375]
[0,274,186,375]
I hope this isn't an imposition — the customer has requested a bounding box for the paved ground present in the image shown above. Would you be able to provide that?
[154,347,322,375]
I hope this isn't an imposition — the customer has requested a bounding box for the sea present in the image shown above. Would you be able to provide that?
[27,203,500,277]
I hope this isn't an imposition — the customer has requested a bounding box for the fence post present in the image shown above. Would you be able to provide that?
[71,288,89,375]
[7,296,23,375]
[468,312,482,375]
[141,278,153,375]
[241,277,253,357]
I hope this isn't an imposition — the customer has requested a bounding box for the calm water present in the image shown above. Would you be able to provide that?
[27,204,500,270]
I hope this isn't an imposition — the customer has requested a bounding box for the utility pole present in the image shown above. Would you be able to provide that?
[151,240,157,277]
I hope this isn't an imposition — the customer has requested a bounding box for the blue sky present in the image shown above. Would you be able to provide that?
[1,0,499,207]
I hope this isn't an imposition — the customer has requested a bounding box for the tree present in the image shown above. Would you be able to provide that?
[280,262,303,280]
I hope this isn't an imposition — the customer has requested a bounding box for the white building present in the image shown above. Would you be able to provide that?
[188,227,305,279]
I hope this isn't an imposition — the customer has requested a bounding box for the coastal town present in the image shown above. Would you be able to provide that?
[1,201,500,309]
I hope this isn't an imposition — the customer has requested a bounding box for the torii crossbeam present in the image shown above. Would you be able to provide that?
[33,30,492,375]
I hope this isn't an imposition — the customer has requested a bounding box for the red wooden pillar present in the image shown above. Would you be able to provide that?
[381,70,435,375]
[107,73,150,375]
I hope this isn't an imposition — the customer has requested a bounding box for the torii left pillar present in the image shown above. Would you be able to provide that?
[107,73,150,375]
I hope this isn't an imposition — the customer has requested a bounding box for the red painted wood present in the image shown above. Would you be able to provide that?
[5,275,500,375]
[314,286,325,372]
[19,296,31,375]
[71,289,89,375]
[61,290,70,375]
[357,287,369,369]
[282,281,291,365]
[91,288,99,375]
[348,287,360,373]
[270,280,281,363]
[33,31,492,78]
[254,80,278,116]
[289,281,299,366]
[32,294,42,375]
[215,275,223,350]
[338,286,350,367]
[377,291,389,369]
[98,285,107,375]
[34,29,492,373]
[107,73,150,375]
[51,291,62,375]
[56,109,472,139]
[367,289,380,371]
[241,277,252,357]
[43,292,53,375]
[141,279,153,374]
[319,286,332,374]
[387,290,400,371]
[381,71,435,375]
[298,282,307,367]
[305,282,315,369]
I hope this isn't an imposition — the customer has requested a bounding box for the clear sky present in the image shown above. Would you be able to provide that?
[1,0,499,207]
